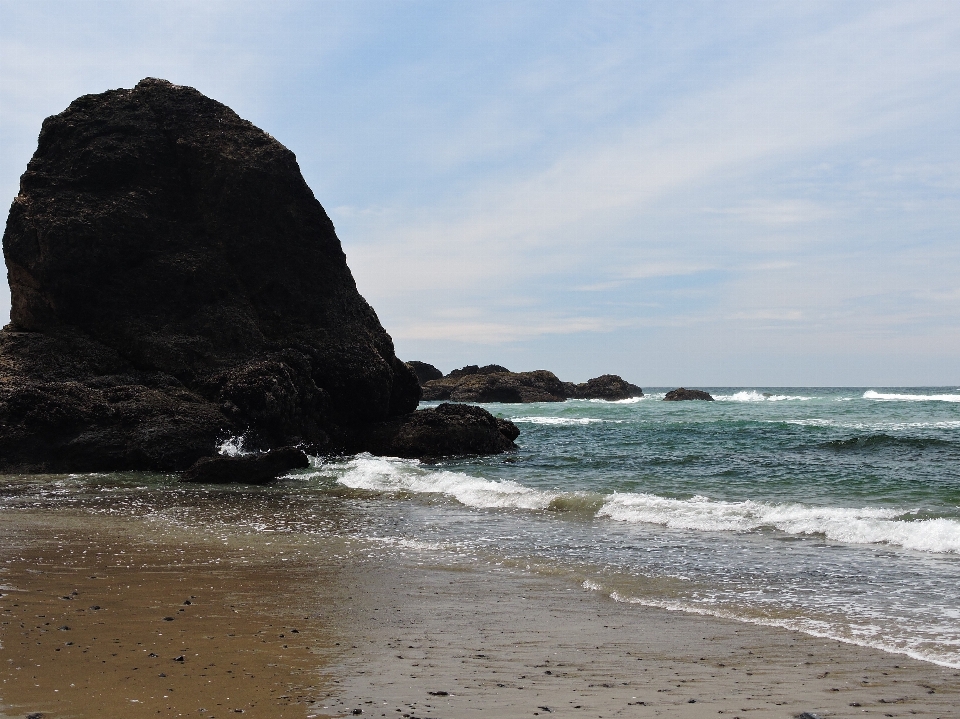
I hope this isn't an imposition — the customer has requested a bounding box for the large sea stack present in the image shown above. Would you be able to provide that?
[0,78,516,472]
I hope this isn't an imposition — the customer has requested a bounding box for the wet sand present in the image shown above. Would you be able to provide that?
[2,511,958,718]
[0,513,344,719]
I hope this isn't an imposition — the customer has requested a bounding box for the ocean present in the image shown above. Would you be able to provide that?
[3,388,959,669]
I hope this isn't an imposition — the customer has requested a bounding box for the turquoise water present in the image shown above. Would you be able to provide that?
[2,388,960,667]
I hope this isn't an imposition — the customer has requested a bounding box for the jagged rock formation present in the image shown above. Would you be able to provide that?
[406,361,443,385]
[446,364,511,379]
[421,366,642,403]
[422,369,568,403]
[0,79,516,473]
[564,374,644,401]
[351,403,519,458]
[663,387,714,401]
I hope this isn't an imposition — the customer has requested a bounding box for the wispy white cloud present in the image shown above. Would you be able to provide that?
[393,315,633,344]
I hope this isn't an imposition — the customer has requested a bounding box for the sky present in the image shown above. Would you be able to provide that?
[2,1,960,386]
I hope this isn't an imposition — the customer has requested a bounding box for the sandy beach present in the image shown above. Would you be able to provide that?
[1,510,957,719]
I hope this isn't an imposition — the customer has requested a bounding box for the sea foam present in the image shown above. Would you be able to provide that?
[598,493,960,553]
[217,435,251,457]
[716,390,813,402]
[332,453,558,510]
[864,390,960,402]
[511,417,623,426]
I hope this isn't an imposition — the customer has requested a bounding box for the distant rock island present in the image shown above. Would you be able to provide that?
[663,388,714,401]
[413,363,643,403]
[0,79,517,473]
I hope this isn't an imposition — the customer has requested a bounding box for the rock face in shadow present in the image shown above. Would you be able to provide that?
[406,361,443,385]
[355,403,519,459]
[421,366,642,403]
[565,374,643,401]
[0,78,472,472]
[663,387,714,401]
[181,447,309,485]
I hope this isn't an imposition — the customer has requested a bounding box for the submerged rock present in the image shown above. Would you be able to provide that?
[0,78,507,472]
[181,447,309,485]
[663,387,714,401]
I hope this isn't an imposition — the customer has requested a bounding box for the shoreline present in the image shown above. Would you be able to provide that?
[2,511,958,718]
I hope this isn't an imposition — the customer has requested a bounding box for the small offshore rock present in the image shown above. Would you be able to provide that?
[422,369,566,403]
[445,364,511,379]
[663,387,715,401]
[181,447,309,485]
[566,374,643,400]
[406,361,443,385]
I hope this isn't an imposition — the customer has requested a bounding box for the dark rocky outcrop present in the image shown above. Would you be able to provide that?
[421,367,642,403]
[663,388,714,401]
[406,361,443,385]
[352,403,519,458]
[422,369,568,403]
[564,374,643,401]
[446,364,511,380]
[181,447,309,484]
[0,78,516,472]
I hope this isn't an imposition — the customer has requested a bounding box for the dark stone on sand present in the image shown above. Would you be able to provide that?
[354,403,518,458]
[406,361,443,385]
[663,387,714,401]
[565,374,643,400]
[181,447,309,485]
[0,78,513,471]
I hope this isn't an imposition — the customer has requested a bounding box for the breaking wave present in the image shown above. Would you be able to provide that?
[328,456,960,553]
[716,390,813,402]
[864,390,960,402]
[330,454,558,510]
[597,493,960,553]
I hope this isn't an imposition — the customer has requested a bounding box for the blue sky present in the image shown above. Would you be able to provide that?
[2,1,960,385]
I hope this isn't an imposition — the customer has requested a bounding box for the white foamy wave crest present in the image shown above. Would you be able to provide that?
[332,454,557,510]
[784,418,839,427]
[584,586,960,669]
[568,397,644,404]
[598,493,960,553]
[864,390,960,402]
[512,417,622,426]
[785,418,960,430]
[218,435,251,457]
[716,390,812,402]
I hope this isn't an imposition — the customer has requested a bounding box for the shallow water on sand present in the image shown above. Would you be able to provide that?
[2,387,959,668]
